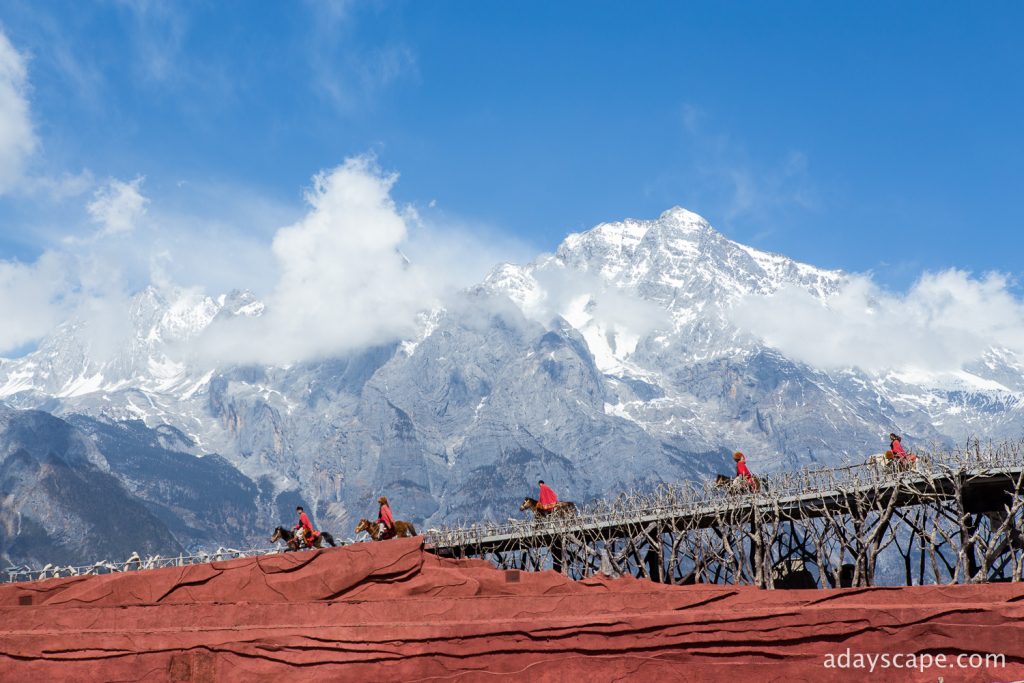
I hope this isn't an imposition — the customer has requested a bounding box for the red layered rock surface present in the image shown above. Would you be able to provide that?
[1,537,1021,682]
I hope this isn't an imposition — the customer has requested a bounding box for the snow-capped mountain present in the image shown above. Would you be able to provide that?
[481,207,843,379]
[2,207,1022,563]
[482,208,1023,456]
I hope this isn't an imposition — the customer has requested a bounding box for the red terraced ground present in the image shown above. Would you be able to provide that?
[0,537,1021,682]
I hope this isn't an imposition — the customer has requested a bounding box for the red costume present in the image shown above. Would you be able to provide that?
[736,459,754,483]
[890,435,917,464]
[293,511,319,545]
[538,483,559,511]
[378,504,394,533]
[734,453,758,491]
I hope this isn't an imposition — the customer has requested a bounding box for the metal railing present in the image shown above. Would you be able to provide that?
[5,546,285,584]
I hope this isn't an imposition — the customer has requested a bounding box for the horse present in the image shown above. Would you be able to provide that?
[354,518,417,541]
[270,526,337,551]
[713,473,760,494]
[866,451,919,476]
[519,497,577,519]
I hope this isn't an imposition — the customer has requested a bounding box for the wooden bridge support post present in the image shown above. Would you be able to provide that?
[644,548,663,583]
[552,538,565,575]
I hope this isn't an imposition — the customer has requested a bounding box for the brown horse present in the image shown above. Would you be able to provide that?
[354,518,417,541]
[714,474,761,494]
[520,497,577,519]
[270,526,337,551]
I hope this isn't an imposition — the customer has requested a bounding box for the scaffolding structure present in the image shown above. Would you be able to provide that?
[423,441,1024,588]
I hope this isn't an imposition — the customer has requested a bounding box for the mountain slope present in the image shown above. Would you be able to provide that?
[0,406,182,566]
[0,406,298,567]
[0,207,1021,563]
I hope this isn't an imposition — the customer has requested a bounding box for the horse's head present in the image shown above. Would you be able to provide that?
[713,474,732,488]
[519,498,536,511]
[354,519,370,535]
[270,526,285,543]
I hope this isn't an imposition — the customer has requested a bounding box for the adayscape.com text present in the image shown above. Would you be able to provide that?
[822,649,1005,674]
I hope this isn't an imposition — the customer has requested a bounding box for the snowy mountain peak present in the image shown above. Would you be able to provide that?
[658,205,710,226]
[557,207,716,270]
[490,207,843,311]
[0,285,265,402]
[216,289,265,319]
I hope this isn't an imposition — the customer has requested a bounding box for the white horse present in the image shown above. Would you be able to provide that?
[866,452,919,476]
[866,453,889,476]
[714,473,761,494]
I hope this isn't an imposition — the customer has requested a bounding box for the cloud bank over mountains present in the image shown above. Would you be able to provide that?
[2,140,1023,377]
[731,271,1024,374]
[0,151,531,365]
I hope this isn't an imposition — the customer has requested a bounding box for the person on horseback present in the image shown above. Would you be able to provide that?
[733,452,758,491]
[293,506,321,547]
[537,480,559,513]
[889,432,917,468]
[377,496,395,539]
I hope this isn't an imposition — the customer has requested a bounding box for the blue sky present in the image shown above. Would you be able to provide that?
[0,1,1022,358]
[2,2,1022,279]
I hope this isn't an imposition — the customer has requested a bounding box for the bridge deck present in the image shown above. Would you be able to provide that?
[424,464,1024,555]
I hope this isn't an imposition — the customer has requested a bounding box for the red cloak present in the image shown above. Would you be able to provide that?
[294,512,319,543]
[378,504,394,531]
[737,460,754,482]
[538,484,559,508]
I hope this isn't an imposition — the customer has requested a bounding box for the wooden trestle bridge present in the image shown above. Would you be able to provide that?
[423,443,1024,589]
[7,442,1024,589]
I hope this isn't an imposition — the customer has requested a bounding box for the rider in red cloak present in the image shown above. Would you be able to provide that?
[377,496,395,539]
[733,452,758,491]
[889,432,917,465]
[538,480,559,512]
[293,506,320,546]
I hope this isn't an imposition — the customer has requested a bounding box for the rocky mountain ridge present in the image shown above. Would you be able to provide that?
[1,207,1021,563]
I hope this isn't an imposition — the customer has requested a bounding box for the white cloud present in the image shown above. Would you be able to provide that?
[0,29,37,194]
[530,264,668,338]
[0,177,279,357]
[0,252,72,351]
[0,155,529,364]
[403,208,536,296]
[23,169,95,201]
[731,270,1024,373]
[489,260,670,372]
[87,176,149,236]
[197,156,457,365]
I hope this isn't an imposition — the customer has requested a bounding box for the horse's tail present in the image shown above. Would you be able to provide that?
[322,532,337,547]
